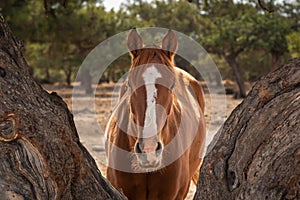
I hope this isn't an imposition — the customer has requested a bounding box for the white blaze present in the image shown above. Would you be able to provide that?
[142,65,162,138]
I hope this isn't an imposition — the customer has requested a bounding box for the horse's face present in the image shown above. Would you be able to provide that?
[127,30,178,169]
[128,63,175,168]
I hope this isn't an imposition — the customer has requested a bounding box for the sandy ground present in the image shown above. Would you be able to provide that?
[43,83,242,200]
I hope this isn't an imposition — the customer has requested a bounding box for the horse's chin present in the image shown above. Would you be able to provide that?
[139,162,160,168]
[136,160,162,173]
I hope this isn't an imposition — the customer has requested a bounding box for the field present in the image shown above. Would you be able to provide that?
[43,82,242,200]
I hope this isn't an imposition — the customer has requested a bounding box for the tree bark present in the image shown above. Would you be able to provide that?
[0,18,126,200]
[225,55,247,98]
[194,58,300,199]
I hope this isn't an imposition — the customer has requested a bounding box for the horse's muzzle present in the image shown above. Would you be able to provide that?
[134,138,163,169]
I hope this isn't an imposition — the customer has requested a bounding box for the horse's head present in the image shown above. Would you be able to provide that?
[127,29,178,169]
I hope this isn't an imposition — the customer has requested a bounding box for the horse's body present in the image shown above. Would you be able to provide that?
[105,29,206,200]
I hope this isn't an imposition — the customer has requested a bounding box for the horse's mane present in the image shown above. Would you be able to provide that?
[130,46,175,69]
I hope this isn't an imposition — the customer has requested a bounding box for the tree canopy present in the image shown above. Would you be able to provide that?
[0,0,299,94]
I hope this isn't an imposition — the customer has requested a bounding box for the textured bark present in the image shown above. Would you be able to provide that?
[194,58,300,199]
[0,18,126,200]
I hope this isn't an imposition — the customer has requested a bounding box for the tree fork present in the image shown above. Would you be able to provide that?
[0,18,126,200]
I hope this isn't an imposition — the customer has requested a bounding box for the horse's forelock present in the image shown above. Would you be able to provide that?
[130,48,174,69]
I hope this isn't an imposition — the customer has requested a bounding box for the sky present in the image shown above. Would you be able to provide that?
[102,0,153,11]
[102,0,127,11]
[102,0,295,11]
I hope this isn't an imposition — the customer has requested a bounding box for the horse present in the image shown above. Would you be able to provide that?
[105,29,206,200]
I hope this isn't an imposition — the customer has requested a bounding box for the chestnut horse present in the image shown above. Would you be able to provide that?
[105,29,206,200]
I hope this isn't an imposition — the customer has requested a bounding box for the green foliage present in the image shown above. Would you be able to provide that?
[286,32,300,58]
[199,1,291,55]
[122,0,201,36]
[1,0,121,84]
[196,0,297,82]
[1,0,299,84]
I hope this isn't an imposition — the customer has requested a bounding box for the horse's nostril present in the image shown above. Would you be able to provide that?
[135,142,142,153]
[156,142,163,155]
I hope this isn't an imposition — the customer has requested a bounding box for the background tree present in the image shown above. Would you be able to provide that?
[197,0,295,97]
[120,0,298,97]
[1,0,298,92]
[1,0,120,85]
[286,32,300,58]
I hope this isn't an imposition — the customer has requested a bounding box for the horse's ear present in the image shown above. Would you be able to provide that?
[127,29,143,58]
[162,30,178,58]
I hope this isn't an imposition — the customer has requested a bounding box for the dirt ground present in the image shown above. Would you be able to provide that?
[43,82,242,200]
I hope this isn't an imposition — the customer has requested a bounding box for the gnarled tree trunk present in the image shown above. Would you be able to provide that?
[0,18,126,200]
[194,58,300,199]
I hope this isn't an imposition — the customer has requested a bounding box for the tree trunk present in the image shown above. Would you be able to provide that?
[64,67,72,86]
[109,68,116,83]
[79,68,93,94]
[194,58,300,199]
[0,18,126,200]
[45,67,51,83]
[271,51,281,70]
[225,55,247,98]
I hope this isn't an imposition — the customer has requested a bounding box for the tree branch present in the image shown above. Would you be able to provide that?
[258,0,274,13]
